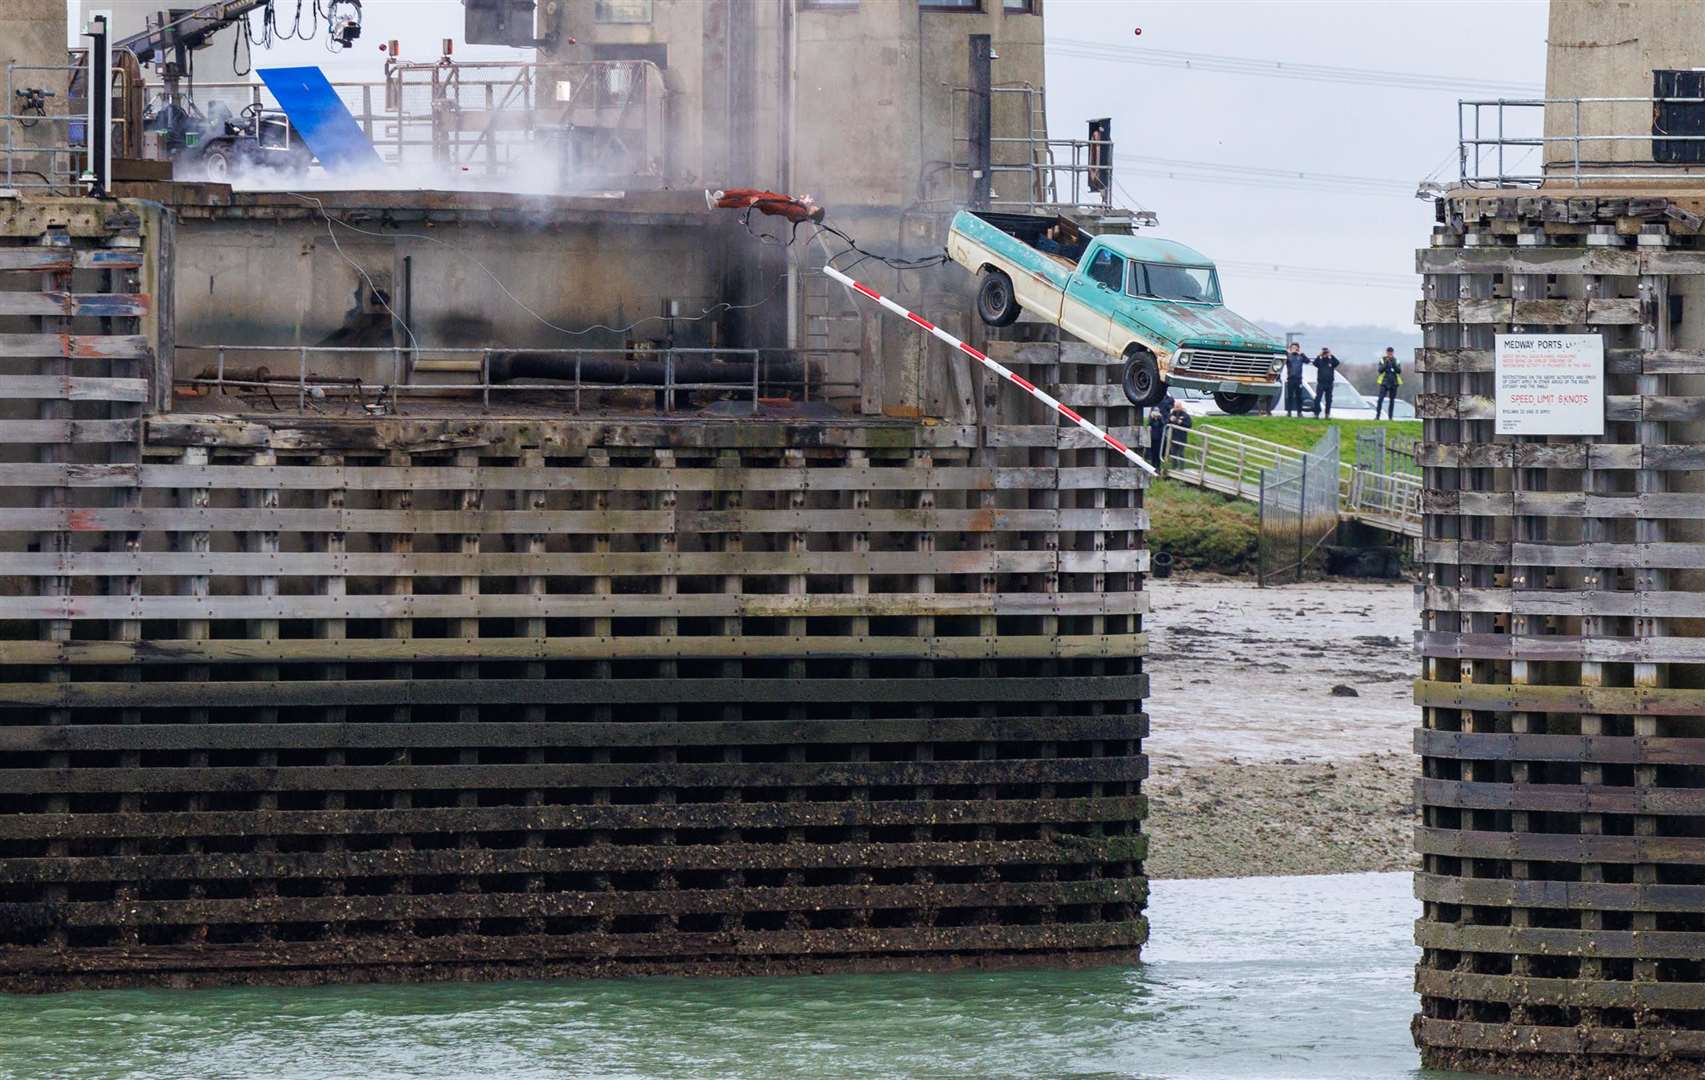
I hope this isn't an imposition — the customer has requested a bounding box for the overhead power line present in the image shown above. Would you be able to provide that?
[1046,39,1543,96]
[1114,154,1416,198]
[1217,259,1419,292]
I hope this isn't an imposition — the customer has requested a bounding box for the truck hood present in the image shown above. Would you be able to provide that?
[1126,302,1282,353]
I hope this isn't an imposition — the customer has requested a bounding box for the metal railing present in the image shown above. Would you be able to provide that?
[174,344,858,415]
[176,59,665,183]
[1159,422,1421,538]
[1457,96,1705,188]
[946,85,1118,211]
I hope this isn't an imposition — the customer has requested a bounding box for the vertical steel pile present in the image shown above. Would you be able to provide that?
[1415,192,1705,1076]
[0,197,1150,990]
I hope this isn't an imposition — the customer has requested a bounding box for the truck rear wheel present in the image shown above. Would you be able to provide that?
[976,269,1021,327]
[1121,351,1165,408]
[1213,392,1259,415]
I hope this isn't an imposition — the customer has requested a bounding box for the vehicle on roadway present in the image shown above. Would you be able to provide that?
[946,210,1286,414]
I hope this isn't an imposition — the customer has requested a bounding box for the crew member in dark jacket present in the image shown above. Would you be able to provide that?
[1147,407,1167,470]
[1282,342,1307,417]
[1311,347,1340,418]
[1168,403,1193,463]
[1375,347,1401,419]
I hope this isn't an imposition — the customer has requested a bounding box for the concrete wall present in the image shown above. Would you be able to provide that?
[1,0,71,179]
[546,0,1046,210]
[1544,0,1705,170]
[172,215,726,366]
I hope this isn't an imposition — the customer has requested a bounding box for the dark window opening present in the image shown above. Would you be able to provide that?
[1654,70,1705,164]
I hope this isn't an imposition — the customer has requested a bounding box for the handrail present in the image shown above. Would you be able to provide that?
[1158,422,1421,537]
[175,343,859,415]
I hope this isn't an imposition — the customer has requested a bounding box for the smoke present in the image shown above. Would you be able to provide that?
[184,151,626,197]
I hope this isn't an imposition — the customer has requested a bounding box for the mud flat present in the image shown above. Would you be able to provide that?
[1143,576,1416,880]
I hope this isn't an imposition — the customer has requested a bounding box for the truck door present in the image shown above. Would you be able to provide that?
[1060,246,1122,352]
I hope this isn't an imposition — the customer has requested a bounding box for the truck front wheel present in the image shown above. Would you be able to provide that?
[976,269,1021,327]
[1213,392,1259,415]
[1121,351,1166,408]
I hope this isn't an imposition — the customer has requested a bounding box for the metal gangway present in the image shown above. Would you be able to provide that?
[1159,422,1422,538]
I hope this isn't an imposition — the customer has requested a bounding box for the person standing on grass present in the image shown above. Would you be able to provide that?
[1283,342,1307,417]
[1375,347,1402,419]
[1311,347,1340,419]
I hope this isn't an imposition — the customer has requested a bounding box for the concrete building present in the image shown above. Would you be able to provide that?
[1415,2,1705,1075]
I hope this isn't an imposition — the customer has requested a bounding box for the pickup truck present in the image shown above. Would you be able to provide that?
[946,210,1286,413]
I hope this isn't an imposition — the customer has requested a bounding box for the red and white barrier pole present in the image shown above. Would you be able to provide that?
[821,265,1156,475]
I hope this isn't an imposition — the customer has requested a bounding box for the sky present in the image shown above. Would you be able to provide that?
[75,0,1551,335]
[1041,0,1549,333]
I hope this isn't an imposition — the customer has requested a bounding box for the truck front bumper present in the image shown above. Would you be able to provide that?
[1166,374,1281,399]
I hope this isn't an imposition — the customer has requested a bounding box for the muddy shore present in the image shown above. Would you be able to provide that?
[1142,575,1417,880]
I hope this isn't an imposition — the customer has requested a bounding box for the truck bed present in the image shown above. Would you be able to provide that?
[951,210,1084,292]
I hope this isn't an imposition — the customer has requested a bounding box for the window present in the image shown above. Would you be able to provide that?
[1130,262,1221,304]
[1086,249,1124,291]
[594,0,651,24]
[1003,0,1035,11]
[802,0,859,7]
[922,0,981,10]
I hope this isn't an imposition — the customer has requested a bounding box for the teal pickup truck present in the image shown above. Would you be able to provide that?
[946,210,1286,413]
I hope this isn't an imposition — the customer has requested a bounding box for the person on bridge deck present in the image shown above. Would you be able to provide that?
[1168,403,1193,464]
[1311,347,1340,419]
[1283,342,1307,417]
[1375,347,1402,419]
[1147,406,1167,471]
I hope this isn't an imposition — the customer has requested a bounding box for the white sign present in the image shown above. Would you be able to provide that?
[1494,333,1605,436]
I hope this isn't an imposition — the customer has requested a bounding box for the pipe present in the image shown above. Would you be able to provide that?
[486,351,807,386]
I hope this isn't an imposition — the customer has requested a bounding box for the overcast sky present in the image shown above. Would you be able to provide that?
[94,0,1549,336]
[1042,0,1548,333]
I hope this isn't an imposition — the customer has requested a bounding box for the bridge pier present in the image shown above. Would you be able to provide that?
[1414,192,1705,1077]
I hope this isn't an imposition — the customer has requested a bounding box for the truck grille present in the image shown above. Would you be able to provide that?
[1176,349,1279,379]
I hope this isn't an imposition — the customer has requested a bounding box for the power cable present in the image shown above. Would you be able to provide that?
[1115,154,1415,196]
[1217,259,1417,292]
[1046,39,1543,96]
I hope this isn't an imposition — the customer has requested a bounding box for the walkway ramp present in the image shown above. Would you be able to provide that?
[1160,422,1422,538]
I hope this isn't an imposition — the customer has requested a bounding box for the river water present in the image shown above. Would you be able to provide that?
[0,872,1490,1080]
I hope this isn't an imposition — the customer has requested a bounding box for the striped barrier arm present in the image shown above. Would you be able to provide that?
[820,265,1157,476]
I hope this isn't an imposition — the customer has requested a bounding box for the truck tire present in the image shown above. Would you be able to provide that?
[976,269,1021,327]
[1213,391,1259,415]
[1121,350,1166,408]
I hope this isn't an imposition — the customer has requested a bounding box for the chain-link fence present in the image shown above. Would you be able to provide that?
[1258,425,1340,586]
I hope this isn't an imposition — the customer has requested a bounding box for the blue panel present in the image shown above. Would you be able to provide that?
[258,66,383,173]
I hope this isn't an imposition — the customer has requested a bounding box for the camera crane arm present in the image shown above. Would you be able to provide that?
[114,0,277,67]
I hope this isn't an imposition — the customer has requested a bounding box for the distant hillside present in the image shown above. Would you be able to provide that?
[1254,321,1421,363]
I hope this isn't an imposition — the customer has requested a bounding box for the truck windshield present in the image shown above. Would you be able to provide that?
[1132,263,1221,304]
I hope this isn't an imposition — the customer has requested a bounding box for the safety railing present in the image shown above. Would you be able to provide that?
[133,58,665,184]
[1457,96,1705,188]
[1159,422,1421,537]
[174,344,858,415]
[3,63,101,193]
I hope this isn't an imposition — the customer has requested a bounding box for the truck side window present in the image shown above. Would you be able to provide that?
[1086,249,1124,290]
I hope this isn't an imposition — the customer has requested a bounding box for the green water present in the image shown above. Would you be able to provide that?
[0,872,1491,1080]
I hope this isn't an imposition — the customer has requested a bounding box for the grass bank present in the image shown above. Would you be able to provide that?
[1195,416,1421,466]
[1147,479,1258,575]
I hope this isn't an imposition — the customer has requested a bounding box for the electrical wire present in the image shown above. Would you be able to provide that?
[289,192,418,352]
[287,192,789,340]
[1114,154,1416,197]
[1046,39,1543,96]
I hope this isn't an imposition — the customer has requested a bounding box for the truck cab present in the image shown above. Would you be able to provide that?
[946,210,1286,413]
